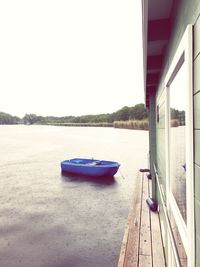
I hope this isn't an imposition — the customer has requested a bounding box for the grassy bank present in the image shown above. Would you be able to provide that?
[44,120,149,130]
[113,120,149,130]
[45,122,113,127]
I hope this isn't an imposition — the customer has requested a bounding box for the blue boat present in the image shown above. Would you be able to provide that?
[61,158,120,177]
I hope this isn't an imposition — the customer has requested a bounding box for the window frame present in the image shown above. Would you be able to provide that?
[164,25,194,266]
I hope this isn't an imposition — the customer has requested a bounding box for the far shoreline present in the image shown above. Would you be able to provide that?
[38,120,149,130]
[0,120,149,130]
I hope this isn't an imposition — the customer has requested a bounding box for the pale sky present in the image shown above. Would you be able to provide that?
[0,0,144,118]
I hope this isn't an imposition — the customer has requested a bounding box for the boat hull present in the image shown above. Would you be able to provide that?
[61,158,120,177]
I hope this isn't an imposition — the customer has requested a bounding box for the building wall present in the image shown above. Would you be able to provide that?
[159,0,200,85]
[152,1,200,266]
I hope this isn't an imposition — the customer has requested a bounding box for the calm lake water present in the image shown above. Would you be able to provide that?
[0,125,148,267]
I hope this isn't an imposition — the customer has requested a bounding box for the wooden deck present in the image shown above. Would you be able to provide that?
[118,173,166,267]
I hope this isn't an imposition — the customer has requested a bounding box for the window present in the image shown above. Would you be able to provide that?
[165,25,194,267]
[169,60,187,223]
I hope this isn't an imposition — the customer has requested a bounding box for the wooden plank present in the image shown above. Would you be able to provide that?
[147,73,159,86]
[147,55,163,70]
[194,15,200,58]
[194,91,200,129]
[150,211,166,266]
[117,223,129,267]
[139,255,152,266]
[121,173,143,267]
[149,173,166,266]
[118,172,166,267]
[148,19,171,42]
[195,130,200,165]
[195,164,200,202]
[139,176,152,259]
[194,55,200,94]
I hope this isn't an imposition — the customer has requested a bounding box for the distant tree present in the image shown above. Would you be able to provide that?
[114,106,130,121]
[23,114,38,124]
[130,104,148,120]
[1,103,148,125]
[0,112,21,124]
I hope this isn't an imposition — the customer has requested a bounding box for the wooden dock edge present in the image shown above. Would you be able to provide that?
[117,172,166,267]
[118,172,143,267]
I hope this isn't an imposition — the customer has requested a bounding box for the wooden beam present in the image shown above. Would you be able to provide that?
[147,73,159,85]
[147,55,163,70]
[146,86,157,96]
[148,19,171,42]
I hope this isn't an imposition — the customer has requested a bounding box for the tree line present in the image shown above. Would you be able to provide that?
[0,112,21,124]
[0,104,148,125]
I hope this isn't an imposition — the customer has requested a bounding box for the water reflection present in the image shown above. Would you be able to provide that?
[170,62,187,223]
[61,171,116,186]
[169,61,187,265]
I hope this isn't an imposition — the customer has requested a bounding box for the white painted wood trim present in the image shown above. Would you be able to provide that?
[185,24,195,267]
[164,25,194,267]
[165,86,170,210]
[154,164,181,266]
[168,193,187,250]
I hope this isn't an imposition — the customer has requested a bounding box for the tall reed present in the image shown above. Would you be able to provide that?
[113,120,149,130]
[46,122,113,127]
[44,120,149,130]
